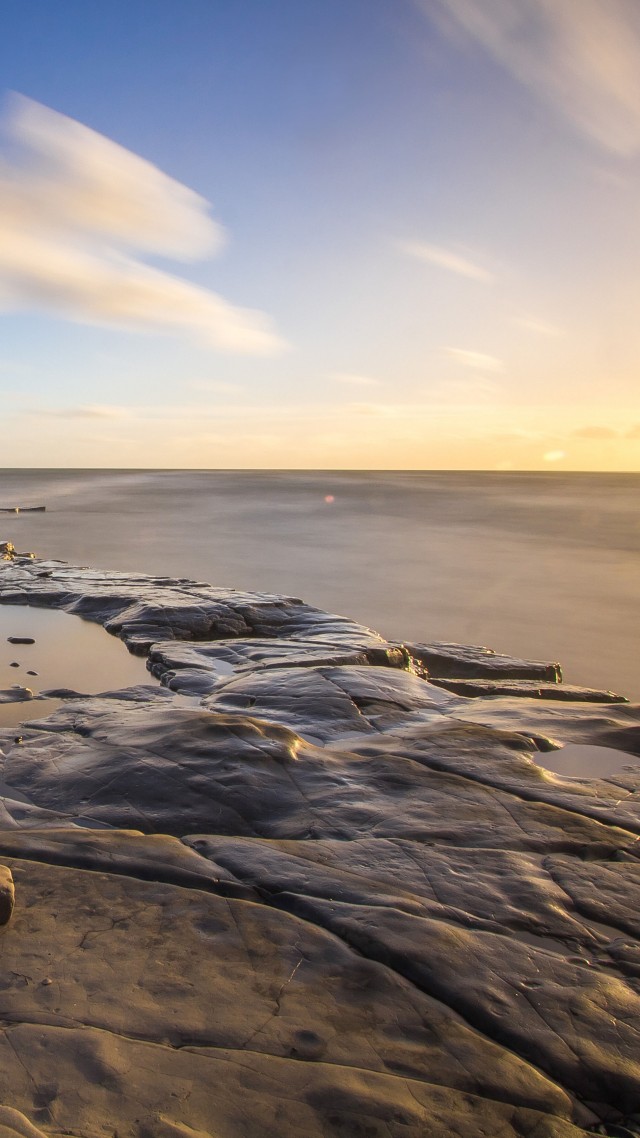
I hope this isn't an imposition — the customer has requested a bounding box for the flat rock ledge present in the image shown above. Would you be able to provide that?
[0,554,639,1138]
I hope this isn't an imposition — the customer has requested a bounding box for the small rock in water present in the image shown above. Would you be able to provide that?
[9,662,19,668]
[7,636,35,645]
[26,670,38,676]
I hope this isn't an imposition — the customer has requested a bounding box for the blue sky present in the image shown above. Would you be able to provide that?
[0,0,639,468]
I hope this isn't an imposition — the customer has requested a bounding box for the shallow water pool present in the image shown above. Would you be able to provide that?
[0,603,154,728]
[538,743,639,781]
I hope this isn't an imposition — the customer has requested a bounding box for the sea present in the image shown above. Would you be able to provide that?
[0,469,638,702]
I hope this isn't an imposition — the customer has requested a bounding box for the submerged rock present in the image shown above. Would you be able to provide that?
[0,549,638,1136]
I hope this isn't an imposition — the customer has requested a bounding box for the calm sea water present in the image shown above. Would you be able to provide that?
[0,469,638,701]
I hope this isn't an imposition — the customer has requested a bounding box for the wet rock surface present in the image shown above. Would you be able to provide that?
[0,553,639,1136]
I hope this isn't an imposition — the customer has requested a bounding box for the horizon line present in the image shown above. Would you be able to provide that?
[0,466,638,475]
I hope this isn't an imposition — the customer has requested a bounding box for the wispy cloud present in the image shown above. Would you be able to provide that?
[444,347,504,372]
[329,371,382,387]
[21,399,461,425]
[344,401,393,417]
[186,380,240,395]
[572,424,640,440]
[25,401,304,423]
[515,315,563,337]
[396,240,493,282]
[490,428,549,443]
[33,403,131,419]
[430,376,501,402]
[429,0,640,155]
[572,425,619,440]
[0,94,286,353]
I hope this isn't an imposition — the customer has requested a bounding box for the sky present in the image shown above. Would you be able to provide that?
[0,0,639,470]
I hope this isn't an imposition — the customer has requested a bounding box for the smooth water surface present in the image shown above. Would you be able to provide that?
[539,744,640,780]
[0,604,153,727]
[0,469,638,701]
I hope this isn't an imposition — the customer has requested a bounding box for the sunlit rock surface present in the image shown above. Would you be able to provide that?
[0,864,14,925]
[0,554,639,1137]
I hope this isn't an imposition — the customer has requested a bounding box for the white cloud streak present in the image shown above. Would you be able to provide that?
[430,0,640,155]
[397,239,493,281]
[0,95,286,354]
[444,347,504,372]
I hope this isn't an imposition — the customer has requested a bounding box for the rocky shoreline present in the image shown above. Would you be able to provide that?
[0,547,638,1137]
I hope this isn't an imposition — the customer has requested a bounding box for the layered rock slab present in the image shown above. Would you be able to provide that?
[0,852,580,1137]
[1,553,640,1135]
[1,699,640,1129]
[0,1025,590,1138]
[3,698,639,843]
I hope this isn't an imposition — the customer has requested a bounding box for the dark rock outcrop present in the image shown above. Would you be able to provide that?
[403,640,563,682]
